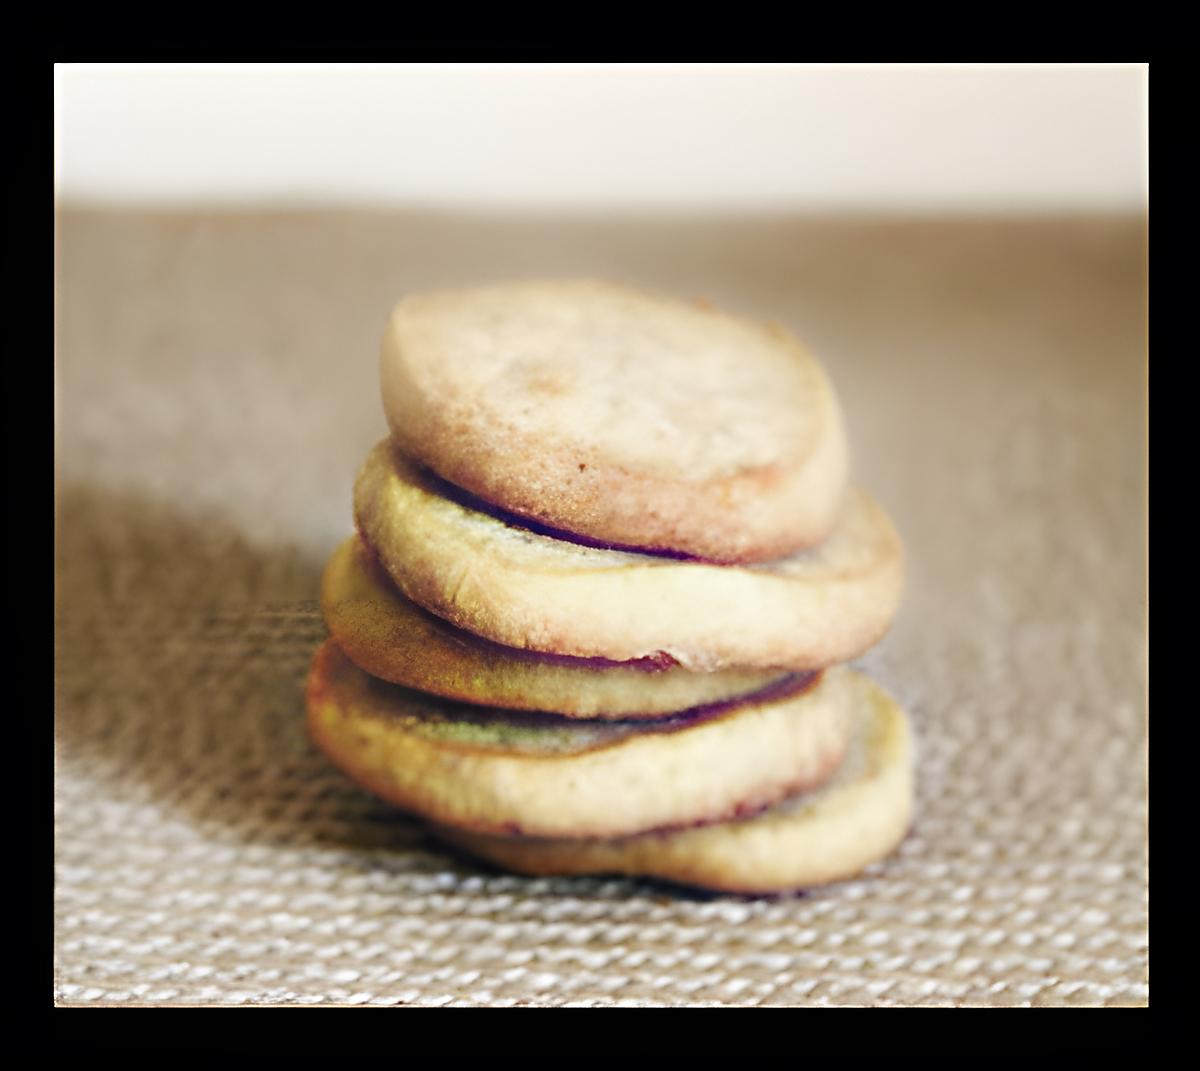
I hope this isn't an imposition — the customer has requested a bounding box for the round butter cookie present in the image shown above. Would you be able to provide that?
[321,535,785,718]
[354,441,904,672]
[435,671,914,894]
[379,279,849,563]
[306,641,852,840]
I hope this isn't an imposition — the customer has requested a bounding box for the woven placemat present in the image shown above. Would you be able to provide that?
[54,209,1147,1006]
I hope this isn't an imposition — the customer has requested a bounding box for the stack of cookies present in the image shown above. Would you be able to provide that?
[307,280,913,894]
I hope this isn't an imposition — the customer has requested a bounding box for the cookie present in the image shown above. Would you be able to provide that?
[306,640,853,840]
[378,279,849,563]
[434,671,913,894]
[354,440,904,672]
[321,535,785,718]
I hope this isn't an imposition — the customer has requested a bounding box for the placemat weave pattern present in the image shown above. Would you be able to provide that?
[55,210,1147,1006]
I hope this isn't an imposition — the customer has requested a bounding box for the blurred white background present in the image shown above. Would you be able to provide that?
[55,63,1147,212]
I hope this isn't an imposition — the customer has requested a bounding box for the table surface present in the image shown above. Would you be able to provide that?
[54,208,1147,1007]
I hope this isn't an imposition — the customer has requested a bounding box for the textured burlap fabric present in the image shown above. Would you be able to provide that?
[54,209,1147,1006]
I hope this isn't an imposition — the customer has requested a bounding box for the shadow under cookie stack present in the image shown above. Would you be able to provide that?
[308,280,913,895]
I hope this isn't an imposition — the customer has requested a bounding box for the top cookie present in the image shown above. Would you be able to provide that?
[379,280,850,563]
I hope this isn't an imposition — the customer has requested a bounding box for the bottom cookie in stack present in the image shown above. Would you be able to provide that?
[436,674,913,895]
[307,535,914,895]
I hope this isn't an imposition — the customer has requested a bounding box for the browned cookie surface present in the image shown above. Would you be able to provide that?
[379,279,849,563]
